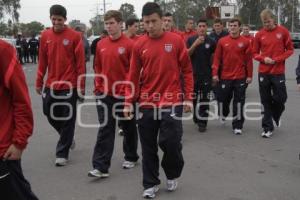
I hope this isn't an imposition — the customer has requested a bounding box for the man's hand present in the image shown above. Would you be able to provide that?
[36,87,42,95]
[123,105,134,120]
[3,144,23,160]
[192,35,205,47]
[183,101,193,113]
[212,75,219,86]
[264,57,275,65]
[246,77,252,84]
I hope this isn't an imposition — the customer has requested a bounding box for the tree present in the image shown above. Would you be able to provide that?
[69,19,87,30]
[25,21,44,35]
[237,0,299,31]
[155,0,217,30]
[89,15,104,35]
[18,21,44,36]
[0,0,21,22]
[0,22,8,36]
[119,3,137,22]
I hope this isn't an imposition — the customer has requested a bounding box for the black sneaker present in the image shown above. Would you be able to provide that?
[198,125,207,132]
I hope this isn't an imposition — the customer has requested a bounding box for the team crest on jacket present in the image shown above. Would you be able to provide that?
[238,42,244,48]
[205,43,210,49]
[63,39,69,46]
[276,33,282,39]
[165,44,173,52]
[118,47,125,54]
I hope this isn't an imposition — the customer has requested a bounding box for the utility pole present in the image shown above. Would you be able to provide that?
[291,0,295,32]
[277,4,281,25]
[103,0,106,14]
[90,0,110,35]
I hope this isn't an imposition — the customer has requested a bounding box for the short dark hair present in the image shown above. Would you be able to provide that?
[104,10,123,22]
[126,18,139,28]
[213,18,223,25]
[197,18,207,25]
[142,2,162,17]
[229,18,241,26]
[50,5,67,18]
[101,30,108,35]
[74,26,82,32]
[164,12,173,17]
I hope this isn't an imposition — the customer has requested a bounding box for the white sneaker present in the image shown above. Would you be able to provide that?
[122,161,137,169]
[166,179,178,191]
[142,186,159,199]
[219,117,226,125]
[88,169,109,178]
[233,129,242,135]
[55,158,68,167]
[261,131,273,138]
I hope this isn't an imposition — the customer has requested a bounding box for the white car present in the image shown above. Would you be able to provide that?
[88,35,100,46]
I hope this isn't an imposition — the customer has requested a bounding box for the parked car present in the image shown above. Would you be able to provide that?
[88,35,100,46]
[291,32,300,49]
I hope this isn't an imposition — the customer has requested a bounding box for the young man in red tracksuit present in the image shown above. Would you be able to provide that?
[88,10,139,178]
[212,18,253,135]
[125,18,141,43]
[124,3,193,198]
[182,18,196,42]
[253,9,294,138]
[0,39,38,200]
[241,24,254,45]
[162,12,184,39]
[35,5,86,166]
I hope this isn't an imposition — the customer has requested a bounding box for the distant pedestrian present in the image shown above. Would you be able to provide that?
[75,26,90,63]
[21,37,30,63]
[28,35,39,64]
[16,34,23,64]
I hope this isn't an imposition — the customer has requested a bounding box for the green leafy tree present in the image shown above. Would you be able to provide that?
[18,21,44,36]
[0,21,8,35]
[155,0,218,30]
[0,0,21,22]
[89,15,104,35]
[119,3,137,22]
[26,21,44,35]
[237,0,299,31]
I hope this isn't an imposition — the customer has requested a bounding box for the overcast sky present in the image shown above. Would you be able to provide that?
[19,0,148,27]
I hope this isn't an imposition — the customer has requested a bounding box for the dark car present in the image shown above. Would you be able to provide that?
[291,32,300,48]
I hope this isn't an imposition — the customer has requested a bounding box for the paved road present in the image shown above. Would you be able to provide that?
[20,50,300,200]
